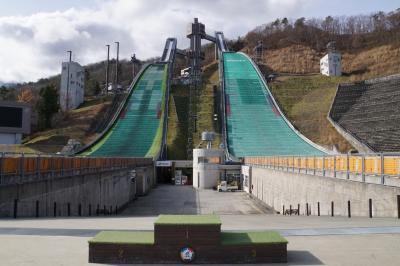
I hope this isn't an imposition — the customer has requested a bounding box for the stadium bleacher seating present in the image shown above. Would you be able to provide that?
[329,75,400,152]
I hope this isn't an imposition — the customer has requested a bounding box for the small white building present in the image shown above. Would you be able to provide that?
[192,149,241,189]
[320,52,342,77]
[60,61,84,111]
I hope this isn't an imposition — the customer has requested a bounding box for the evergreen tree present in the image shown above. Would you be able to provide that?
[37,85,59,129]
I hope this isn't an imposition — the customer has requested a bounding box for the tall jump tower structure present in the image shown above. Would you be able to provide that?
[187,18,205,84]
[186,18,225,159]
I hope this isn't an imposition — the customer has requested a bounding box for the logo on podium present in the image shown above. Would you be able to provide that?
[180,247,195,263]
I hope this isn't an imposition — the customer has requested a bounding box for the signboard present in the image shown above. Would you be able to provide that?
[181,175,188,185]
[156,161,172,167]
[242,165,250,176]
[129,170,136,182]
[242,165,251,193]
[175,170,182,185]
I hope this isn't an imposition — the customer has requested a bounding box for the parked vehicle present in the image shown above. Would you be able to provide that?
[218,181,238,192]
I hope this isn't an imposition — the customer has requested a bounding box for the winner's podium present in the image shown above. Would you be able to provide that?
[89,215,287,264]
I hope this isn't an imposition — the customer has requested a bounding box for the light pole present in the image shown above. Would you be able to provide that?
[105,44,110,95]
[66,50,72,110]
[114,41,119,91]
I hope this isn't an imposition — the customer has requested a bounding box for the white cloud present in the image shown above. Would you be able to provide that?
[0,0,307,82]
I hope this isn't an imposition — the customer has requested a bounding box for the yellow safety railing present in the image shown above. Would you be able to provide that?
[245,154,400,182]
[0,154,153,184]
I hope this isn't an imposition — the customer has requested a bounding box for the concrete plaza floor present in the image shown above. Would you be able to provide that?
[0,185,399,265]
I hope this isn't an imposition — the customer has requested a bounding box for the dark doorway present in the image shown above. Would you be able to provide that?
[157,167,173,184]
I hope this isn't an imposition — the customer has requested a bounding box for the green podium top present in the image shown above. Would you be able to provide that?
[154,214,222,225]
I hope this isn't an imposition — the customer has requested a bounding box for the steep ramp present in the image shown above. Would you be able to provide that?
[82,64,167,157]
[223,52,325,157]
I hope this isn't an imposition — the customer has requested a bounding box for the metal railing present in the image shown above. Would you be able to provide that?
[0,152,153,186]
[245,153,400,186]
[160,39,177,160]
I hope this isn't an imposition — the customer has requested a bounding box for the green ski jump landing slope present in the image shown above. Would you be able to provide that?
[82,64,167,157]
[223,52,325,157]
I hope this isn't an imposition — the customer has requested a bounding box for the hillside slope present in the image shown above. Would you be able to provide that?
[268,75,353,152]
[23,97,111,153]
[342,45,400,81]
[247,44,400,81]
[246,43,400,153]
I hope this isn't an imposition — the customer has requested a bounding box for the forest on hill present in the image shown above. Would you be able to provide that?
[233,9,400,54]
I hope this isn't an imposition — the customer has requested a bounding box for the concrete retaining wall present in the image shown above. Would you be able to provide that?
[250,166,400,218]
[0,165,154,218]
[327,116,374,153]
[136,166,156,196]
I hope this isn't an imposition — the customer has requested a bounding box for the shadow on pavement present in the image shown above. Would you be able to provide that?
[287,250,324,265]
[120,185,199,216]
[109,250,323,266]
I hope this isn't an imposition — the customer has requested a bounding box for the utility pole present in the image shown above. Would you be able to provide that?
[105,44,110,95]
[114,41,120,91]
[66,50,72,110]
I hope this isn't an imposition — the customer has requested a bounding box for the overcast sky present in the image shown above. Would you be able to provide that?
[0,0,398,83]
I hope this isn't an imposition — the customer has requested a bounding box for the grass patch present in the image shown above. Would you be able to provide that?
[77,95,113,110]
[193,62,221,149]
[166,62,221,159]
[21,97,112,154]
[25,135,70,154]
[155,214,222,225]
[166,84,190,160]
[89,231,154,245]
[221,231,288,245]
[269,74,353,152]
[0,144,40,154]
[269,74,347,115]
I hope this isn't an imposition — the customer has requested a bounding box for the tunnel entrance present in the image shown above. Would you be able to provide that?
[156,160,193,185]
[156,166,173,184]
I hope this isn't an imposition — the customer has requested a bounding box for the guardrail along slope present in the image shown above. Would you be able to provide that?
[82,64,167,157]
[223,52,325,157]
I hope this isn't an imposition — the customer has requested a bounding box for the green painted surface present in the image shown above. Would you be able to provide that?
[223,52,324,157]
[83,64,167,157]
[221,231,288,245]
[89,230,286,246]
[89,231,154,245]
[155,214,222,225]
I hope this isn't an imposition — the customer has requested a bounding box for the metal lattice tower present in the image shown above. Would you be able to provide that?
[253,41,263,64]
[186,18,206,159]
[184,18,226,159]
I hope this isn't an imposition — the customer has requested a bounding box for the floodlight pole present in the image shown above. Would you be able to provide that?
[115,41,120,91]
[105,44,110,95]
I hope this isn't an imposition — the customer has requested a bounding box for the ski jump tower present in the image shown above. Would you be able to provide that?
[185,18,227,159]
